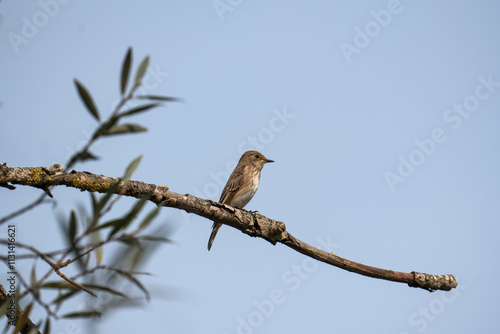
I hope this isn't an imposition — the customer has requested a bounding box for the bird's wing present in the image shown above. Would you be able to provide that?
[219,169,244,204]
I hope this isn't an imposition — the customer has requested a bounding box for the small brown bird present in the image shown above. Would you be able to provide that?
[207,150,274,250]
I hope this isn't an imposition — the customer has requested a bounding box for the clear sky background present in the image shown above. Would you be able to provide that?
[1,0,500,333]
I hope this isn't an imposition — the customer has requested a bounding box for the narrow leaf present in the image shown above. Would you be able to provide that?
[113,269,151,301]
[42,282,127,298]
[101,123,147,136]
[82,284,128,298]
[67,150,99,168]
[124,155,142,181]
[92,116,119,140]
[89,192,99,228]
[30,264,39,298]
[30,264,37,287]
[15,302,33,333]
[136,95,182,102]
[138,235,172,243]
[108,196,149,238]
[119,103,160,117]
[62,311,101,319]
[69,210,78,243]
[120,47,132,95]
[95,217,124,231]
[41,282,79,290]
[134,55,150,85]
[74,79,100,121]
[90,230,103,264]
[43,317,51,334]
[138,206,160,230]
[51,290,79,306]
[118,237,141,248]
[95,179,122,214]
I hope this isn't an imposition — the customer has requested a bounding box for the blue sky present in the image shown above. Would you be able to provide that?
[1,0,500,333]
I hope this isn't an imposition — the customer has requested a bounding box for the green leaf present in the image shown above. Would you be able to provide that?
[30,264,37,286]
[94,179,122,214]
[95,217,124,230]
[136,95,182,102]
[123,155,142,181]
[69,210,78,243]
[89,192,99,228]
[118,103,160,117]
[107,196,149,238]
[118,236,141,248]
[92,116,119,140]
[100,123,147,136]
[62,311,101,319]
[51,290,79,306]
[41,281,79,290]
[93,156,142,219]
[67,150,99,168]
[134,55,150,85]
[90,229,103,264]
[74,79,100,121]
[112,269,151,301]
[42,282,127,298]
[138,235,172,243]
[30,264,39,298]
[43,317,51,334]
[138,206,160,230]
[82,284,128,298]
[15,302,33,333]
[120,47,132,95]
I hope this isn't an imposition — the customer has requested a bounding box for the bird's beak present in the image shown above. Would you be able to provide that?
[265,159,274,163]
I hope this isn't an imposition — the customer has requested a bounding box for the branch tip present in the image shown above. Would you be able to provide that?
[409,271,458,292]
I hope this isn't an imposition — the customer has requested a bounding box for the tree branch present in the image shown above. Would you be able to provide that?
[0,163,458,292]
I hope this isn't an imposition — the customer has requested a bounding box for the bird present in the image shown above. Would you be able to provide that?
[207,150,274,250]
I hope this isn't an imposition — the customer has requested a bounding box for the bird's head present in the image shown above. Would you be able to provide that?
[240,150,274,170]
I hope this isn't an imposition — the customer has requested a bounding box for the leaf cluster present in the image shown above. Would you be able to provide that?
[0,48,179,333]
[68,47,181,168]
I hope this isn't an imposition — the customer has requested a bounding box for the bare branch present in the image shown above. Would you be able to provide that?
[0,164,458,292]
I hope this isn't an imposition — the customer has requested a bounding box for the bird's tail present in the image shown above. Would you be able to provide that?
[207,222,222,251]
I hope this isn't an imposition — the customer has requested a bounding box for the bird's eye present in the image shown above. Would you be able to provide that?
[254,154,260,159]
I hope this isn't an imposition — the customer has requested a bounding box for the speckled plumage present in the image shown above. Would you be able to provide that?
[207,150,274,250]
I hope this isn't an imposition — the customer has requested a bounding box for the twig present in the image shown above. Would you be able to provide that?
[9,241,97,298]
[16,271,59,320]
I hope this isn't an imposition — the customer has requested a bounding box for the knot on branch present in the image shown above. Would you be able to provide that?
[251,213,287,245]
[409,271,458,292]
